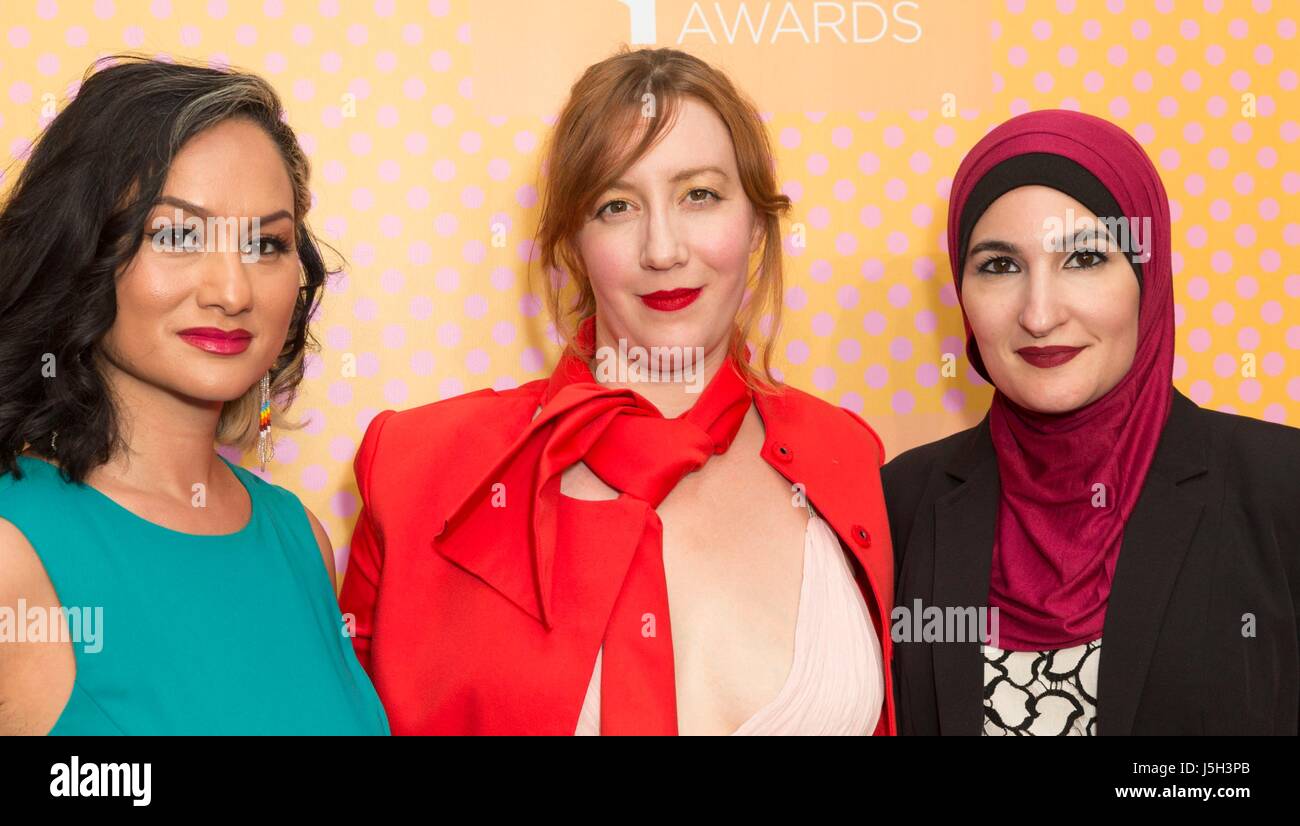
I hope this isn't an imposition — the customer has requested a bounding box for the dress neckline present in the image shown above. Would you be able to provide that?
[16,454,259,539]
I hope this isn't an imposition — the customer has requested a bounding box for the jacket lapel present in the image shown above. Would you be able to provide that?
[929,391,1208,735]
[1096,389,1207,734]
[933,416,1000,735]
[752,390,894,616]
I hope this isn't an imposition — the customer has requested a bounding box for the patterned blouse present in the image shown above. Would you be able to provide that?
[982,638,1102,735]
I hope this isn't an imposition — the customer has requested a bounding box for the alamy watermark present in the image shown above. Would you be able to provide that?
[890,599,1000,647]
[0,599,103,654]
[593,338,707,394]
[150,211,267,263]
[1042,209,1152,265]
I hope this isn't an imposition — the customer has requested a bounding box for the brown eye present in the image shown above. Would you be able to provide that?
[595,199,631,218]
[1066,250,1107,269]
[977,256,1019,275]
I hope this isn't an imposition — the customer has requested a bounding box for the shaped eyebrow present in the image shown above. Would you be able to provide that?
[609,165,730,191]
[153,195,292,224]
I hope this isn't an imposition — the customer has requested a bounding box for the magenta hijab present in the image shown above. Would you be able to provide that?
[946,110,1175,651]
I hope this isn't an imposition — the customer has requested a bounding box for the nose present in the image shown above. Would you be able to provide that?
[1018,265,1068,337]
[639,204,689,272]
[196,247,254,316]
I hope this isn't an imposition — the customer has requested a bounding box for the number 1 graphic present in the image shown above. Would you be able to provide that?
[617,0,657,44]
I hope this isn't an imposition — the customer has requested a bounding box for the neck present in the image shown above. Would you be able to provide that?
[588,325,733,418]
[89,357,232,500]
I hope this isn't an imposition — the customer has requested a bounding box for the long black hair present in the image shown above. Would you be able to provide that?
[0,55,332,483]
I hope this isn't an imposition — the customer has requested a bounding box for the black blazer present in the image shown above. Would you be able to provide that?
[882,388,1300,735]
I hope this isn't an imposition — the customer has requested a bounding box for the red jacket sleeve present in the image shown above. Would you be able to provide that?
[339,409,395,673]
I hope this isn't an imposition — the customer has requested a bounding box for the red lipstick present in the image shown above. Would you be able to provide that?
[178,327,252,355]
[639,286,702,312]
[1016,345,1084,368]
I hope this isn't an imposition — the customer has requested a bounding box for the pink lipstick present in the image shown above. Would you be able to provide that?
[178,327,252,355]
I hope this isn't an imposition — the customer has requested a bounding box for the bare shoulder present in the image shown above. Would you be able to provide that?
[0,516,75,736]
[302,506,336,591]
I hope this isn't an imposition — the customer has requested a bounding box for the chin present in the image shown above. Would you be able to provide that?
[1004,383,1096,415]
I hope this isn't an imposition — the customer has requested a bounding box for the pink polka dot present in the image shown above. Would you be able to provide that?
[331,491,358,519]
[890,337,913,361]
[1213,353,1237,377]
[916,362,940,388]
[1189,380,1213,405]
[1238,378,1262,404]
[863,312,887,335]
[786,340,810,365]
[1188,328,1212,352]
[812,366,836,391]
[940,388,966,412]
[892,390,916,414]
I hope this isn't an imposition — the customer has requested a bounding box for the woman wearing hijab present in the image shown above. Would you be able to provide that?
[882,109,1300,735]
[339,47,895,736]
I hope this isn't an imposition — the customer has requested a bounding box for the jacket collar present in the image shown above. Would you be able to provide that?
[931,387,1207,734]
[435,382,893,637]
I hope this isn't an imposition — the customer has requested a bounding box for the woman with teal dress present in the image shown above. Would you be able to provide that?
[0,57,388,736]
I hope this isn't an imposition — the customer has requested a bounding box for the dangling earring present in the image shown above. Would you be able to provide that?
[50,430,59,455]
[257,372,274,471]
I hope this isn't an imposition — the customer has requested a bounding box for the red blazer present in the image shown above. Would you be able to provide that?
[340,378,897,735]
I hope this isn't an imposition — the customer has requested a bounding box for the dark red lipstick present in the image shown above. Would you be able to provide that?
[1016,345,1084,368]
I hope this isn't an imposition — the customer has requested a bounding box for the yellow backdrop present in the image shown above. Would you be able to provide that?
[1,0,1296,577]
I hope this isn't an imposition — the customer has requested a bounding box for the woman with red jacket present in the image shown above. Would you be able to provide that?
[339,47,895,736]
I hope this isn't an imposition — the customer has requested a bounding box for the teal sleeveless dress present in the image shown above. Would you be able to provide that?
[0,455,390,735]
